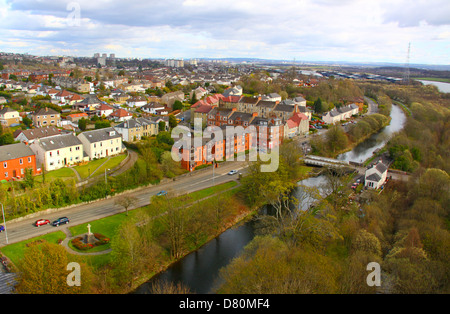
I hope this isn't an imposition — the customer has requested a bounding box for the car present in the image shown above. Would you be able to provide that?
[52,217,69,226]
[35,219,50,227]
[156,190,168,196]
[0,225,4,233]
[228,170,238,175]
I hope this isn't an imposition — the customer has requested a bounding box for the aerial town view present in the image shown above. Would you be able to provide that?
[0,0,448,305]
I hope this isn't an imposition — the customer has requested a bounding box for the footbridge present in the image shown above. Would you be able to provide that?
[302,155,366,174]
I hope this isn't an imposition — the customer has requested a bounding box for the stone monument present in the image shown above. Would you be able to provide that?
[84,224,97,244]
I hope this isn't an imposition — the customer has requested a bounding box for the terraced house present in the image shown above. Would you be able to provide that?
[0,142,38,180]
[0,106,21,127]
[29,134,84,171]
[32,107,61,127]
[114,117,159,142]
[77,127,124,160]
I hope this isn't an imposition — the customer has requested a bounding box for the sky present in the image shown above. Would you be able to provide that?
[1,0,450,65]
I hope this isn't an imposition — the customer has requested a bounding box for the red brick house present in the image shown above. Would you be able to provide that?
[0,143,38,181]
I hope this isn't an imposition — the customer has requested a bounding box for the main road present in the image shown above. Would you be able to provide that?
[0,160,248,247]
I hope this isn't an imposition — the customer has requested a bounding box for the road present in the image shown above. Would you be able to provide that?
[365,96,378,114]
[0,160,248,247]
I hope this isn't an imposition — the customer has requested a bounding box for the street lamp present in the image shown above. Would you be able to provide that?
[105,168,110,185]
[1,203,8,245]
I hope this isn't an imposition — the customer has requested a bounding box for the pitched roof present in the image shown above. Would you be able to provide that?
[34,107,60,116]
[194,104,214,114]
[0,143,35,161]
[15,126,60,140]
[79,127,121,143]
[37,134,82,151]
[110,108,132,118]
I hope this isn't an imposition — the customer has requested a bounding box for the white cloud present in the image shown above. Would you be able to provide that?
[1,0,449,64]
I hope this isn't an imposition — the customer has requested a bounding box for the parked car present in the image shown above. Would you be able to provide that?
[52,217,69,226]
[228,170,238,175]
[35,219,50,227]
[156,190,168,196]
[0,225,4,233]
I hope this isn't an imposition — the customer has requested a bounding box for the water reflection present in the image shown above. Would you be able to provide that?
[134,105,407,294]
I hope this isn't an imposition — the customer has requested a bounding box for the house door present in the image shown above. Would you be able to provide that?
[12,170,16,178]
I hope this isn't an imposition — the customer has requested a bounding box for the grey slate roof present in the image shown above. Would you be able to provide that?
[115,118,157,129]
[38,134,82,151]
[375,162,388,174]
[366,173,381,182]
[79,127,121,143]
[0,142,35,161]
[14,126,60,141]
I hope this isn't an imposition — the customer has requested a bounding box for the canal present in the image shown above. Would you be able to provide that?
[133,104,407,294]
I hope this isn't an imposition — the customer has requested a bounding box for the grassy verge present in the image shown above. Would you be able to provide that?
[35,167,77,183]
[1,231,66,267]
[413,77,450,83]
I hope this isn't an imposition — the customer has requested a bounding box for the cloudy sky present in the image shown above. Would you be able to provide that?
[1,0,449,64]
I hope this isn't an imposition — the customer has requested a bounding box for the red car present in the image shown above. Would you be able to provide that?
[35,219,50,227]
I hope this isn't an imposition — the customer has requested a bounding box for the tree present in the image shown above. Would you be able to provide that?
[78,117,87,131]
[169,115,178,129]
[114,195,138,216]
[95,120,111,129]
[173,100,183,111]
[158,120,166,132]
[15,242,94,294]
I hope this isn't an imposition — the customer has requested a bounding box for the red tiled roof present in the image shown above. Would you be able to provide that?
[111,108,132,117]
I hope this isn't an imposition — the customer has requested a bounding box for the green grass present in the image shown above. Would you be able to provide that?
[1,231,66,266]
[35,167,77,183]
[69,212,131,239]
[177,181,238,203]
[73,153,126,180]
[413,77,450,83]
[74,158,107,179]
[1,180,242,270]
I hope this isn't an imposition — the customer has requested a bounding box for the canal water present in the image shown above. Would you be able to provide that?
[134,105,407,294]
[419,80,450,93]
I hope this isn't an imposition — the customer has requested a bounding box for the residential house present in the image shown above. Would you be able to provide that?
[30,134,84,171]
[192,104,214,126]
[32,107,61,127]
[77,127,124,160]
[285,112,309,138]
[66,113,88,123]
[141,102,165,115]
[189,87,207,101]
[365,161,388,189]
[95,104,114,118]
[126,96,148,108]
[109,108,133,122]
[161,90,185,109]
[322,103,359,124]
[0,142,38,180]
[0,106,21,127]
[262,93,282,102]
[114,117,159,142]
[13,126,61,144]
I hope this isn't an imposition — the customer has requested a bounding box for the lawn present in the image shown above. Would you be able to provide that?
[177,181,238,203]
[1,231,66,267]
[0,179,242,270]
[74,153,127,180]
[35,167,77,183]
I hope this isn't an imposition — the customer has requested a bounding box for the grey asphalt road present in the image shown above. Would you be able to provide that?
[0,160,249,247]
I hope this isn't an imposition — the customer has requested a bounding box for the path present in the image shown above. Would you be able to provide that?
[60,226,112,256]
[111,150,138,177]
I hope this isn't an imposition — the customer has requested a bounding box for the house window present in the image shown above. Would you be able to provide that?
[4,172,7,178]
[3,162,6,168]
[19,158,23,164]
[20,168,24,175]
[28,157,31,163]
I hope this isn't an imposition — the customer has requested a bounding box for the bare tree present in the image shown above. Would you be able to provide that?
[115,195,139,216]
